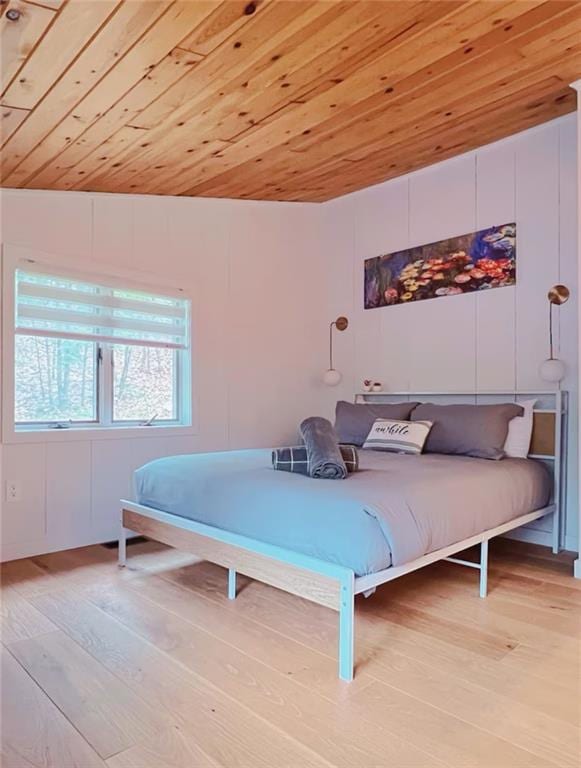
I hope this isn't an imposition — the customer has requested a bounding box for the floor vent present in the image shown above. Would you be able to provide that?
[101,536,148,549]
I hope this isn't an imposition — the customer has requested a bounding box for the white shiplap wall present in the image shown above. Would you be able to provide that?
[322,114,578,551]
[0,114,577,562]
[0,192,329,560]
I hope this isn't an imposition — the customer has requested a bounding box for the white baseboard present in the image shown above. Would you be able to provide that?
[1,530,119,563]
[574,559,581,580]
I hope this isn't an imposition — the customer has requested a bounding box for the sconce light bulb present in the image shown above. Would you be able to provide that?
[323,369,342,387]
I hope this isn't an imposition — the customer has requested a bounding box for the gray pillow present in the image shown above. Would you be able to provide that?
[335,400,419,446]
[411,402,524,460]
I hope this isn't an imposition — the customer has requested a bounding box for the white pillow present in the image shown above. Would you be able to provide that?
[363,418,432,455]
[503,399,537,458]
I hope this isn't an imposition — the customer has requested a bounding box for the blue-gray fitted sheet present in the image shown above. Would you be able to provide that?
[134,449,550,576]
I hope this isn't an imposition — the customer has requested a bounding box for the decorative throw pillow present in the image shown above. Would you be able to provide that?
[411,402,523,460]
[503,399,537,458]
[335,400,419,447]
[363,418,432,455]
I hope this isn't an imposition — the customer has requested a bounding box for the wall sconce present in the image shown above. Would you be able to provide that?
[539,284,570,383]
[323,316,349,386]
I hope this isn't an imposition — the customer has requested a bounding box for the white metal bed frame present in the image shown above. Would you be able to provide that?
[119,390,567,682]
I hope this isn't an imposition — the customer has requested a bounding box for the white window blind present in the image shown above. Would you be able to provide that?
[15,269,188,349]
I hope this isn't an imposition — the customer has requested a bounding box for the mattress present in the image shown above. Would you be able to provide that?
[133,449,551,576]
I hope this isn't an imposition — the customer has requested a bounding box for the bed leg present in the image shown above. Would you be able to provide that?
[338,577,354,681]
[479,540,488,598]
[227,568,237,600]
[118,526,127,568]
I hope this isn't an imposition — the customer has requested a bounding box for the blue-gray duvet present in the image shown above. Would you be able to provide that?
[134,449,550,576]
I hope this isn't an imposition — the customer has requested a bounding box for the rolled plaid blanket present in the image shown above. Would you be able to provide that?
[272,445,359,475]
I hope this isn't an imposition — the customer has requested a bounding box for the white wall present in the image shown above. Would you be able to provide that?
[0,190,329,560]
[1,114,578,562]
[320,114,578,551]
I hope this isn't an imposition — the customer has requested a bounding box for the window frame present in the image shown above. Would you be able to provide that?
[2,246,196,443]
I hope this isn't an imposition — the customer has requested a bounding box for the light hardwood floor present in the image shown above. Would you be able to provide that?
[1,539,579,768]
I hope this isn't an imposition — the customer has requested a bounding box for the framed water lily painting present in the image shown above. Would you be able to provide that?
[364,223,516,309]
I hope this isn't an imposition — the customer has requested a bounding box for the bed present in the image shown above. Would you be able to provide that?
[119,391,566,681]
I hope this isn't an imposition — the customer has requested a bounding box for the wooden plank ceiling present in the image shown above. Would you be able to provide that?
[1,0,580,202]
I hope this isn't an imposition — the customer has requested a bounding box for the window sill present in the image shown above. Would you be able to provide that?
[3,424,197,444]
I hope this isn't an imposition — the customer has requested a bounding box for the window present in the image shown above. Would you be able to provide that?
[112,345,178,422]
[14,268,190,430]
[15,336,98,424]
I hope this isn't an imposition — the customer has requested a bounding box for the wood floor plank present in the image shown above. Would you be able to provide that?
[102,570,580,768]
[308,636,579,767]
[106,727,221,768]
[350,680,561,768]
[490,552,581,590]
[86,581,445,767]
[124,571,359,698]
[1,541,191,597]
[497,641,581,695]
[0,645,105,768]
[28,590,334,768]
[537,580,581,610]
[367,569,581,647]
[162,558,515,661]
[3,541,579,767]
[25,545,122,594]
[8,629,175,759]
[1,556,61,597]
[159,558,581,704]
[128,584,560,766]
[493,539,576,566]
[0,583,56,644]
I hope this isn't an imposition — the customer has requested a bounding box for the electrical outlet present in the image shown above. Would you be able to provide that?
[6,482,20,502]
